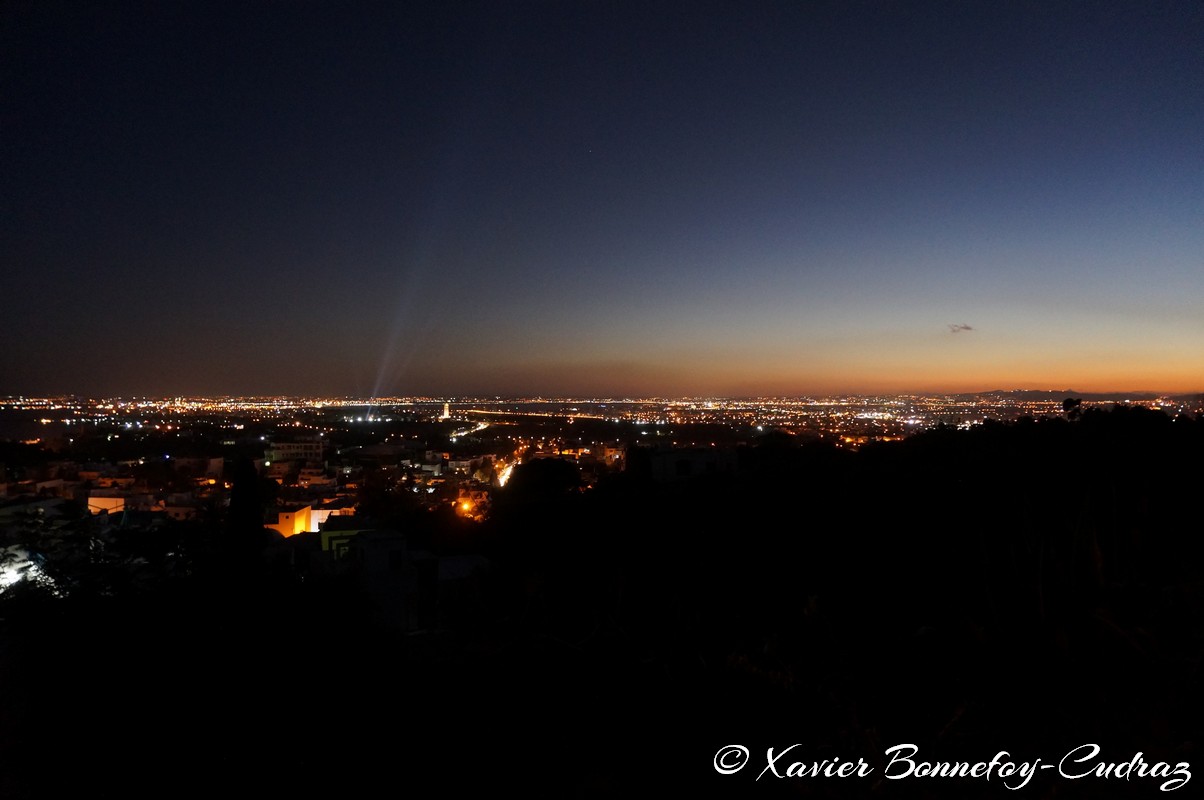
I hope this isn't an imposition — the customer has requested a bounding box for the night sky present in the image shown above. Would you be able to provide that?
[4,1,1202,398]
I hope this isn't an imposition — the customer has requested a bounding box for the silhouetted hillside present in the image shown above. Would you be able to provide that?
[2,406,1200,798]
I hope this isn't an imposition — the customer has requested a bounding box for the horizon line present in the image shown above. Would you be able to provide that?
[3,388,1202,403]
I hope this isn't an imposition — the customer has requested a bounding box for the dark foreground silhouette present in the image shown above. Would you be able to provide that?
[1,405,1200,798]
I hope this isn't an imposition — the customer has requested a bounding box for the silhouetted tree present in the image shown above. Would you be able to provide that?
[223,456,275,558]
[502,457,581,505]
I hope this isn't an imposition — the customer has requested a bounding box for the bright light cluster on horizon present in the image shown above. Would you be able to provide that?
[2,391,1197,447]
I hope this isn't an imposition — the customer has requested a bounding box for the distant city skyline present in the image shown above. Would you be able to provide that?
[4,2,1202,398]
[3,389,1197,410]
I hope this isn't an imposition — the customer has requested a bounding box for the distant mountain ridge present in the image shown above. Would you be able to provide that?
[968,389,1200,402]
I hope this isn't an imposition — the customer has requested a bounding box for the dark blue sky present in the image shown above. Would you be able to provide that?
[4,1,1202,397]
